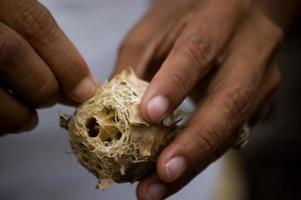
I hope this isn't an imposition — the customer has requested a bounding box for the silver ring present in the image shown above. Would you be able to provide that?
[232,122,251,149]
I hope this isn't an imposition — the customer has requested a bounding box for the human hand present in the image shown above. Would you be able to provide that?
[113,0,286,199]
[0,0,97,135]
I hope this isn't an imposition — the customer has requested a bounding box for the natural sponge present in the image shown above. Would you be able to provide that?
[60,69,178,189]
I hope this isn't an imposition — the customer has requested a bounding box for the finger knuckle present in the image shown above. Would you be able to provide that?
[118,35,145,55]
[254,13,284,52]
[196,135,216,162]
[0,110,36,134]
[222,87,253,124]
[267,66,281,95]
[190,127,226,173]
[0,27,23,73]
[270,26,284,47]
[57,55,88,91]
[14,0,56,40]
[272,67,281,87]
[180,34,215,69]
[263,26,284,53]
[228,0,250,13]
[169,65,193,93]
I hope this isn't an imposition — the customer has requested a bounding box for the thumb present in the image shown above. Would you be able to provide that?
[1,0,98,103]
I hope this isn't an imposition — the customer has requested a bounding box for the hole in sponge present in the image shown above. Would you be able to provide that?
[120,81,126,85]
[86,117,99,138]
[116,131,122,140]
[100,126,122,143]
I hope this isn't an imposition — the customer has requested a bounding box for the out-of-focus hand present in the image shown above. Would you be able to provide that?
[0,0,97,135]
[113,0,287,199]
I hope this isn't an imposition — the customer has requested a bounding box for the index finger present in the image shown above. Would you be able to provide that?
[140,0,250,123]
[156,10,282,183]
[0,0,97,102]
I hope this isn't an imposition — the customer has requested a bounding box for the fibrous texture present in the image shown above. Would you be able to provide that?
[60,69,177,189]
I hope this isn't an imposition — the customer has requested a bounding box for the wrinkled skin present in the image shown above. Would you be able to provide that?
[0,0,299,199]
[0,0,97,135]
[63,70,178,189]
[113,0,300,199]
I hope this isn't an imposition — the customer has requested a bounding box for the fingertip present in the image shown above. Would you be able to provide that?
[136,179,149,200]
[25,111,38,131]
[156,157,170,183]
[89,74,100,86]
[136,174,166,200]
[15,110,38,133]
[141,95,170,124]
[156,142,187,183]
[68,76,98,103]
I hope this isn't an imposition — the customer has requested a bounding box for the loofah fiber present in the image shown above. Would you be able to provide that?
[60,69,177,189]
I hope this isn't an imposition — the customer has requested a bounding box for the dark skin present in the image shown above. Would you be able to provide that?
[0,0,300,199]
[113,0,300,199]
[0,0,97,134]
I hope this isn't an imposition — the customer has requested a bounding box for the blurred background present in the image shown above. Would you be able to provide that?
[0,1,221,200]
[0,0,300,200]
[239,19,301,200]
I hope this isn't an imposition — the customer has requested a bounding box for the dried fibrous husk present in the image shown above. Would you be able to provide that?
[60,69,178,189]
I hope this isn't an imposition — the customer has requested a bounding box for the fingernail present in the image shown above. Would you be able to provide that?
[146,183,166,200]
[147,96,169,123]
[165,156,186,183]
[71,77,97,103]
